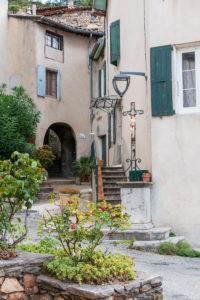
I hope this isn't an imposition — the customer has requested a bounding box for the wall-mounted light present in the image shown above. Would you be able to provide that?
[112,74,131,98]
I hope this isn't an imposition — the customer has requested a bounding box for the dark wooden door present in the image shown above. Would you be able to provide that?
[101,135,107,166]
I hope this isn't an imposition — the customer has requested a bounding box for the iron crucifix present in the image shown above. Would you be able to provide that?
[123,102,144,180]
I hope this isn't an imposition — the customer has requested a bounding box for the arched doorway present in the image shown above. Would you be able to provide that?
[44,123,76,178]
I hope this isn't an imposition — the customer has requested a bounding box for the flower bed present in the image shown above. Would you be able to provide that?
[0,251,163,300]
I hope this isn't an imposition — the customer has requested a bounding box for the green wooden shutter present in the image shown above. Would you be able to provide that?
[150,45,174,116]
[108,112,111,148]
[98,70,101,97]
[112,108,116,144]
[103,61,106,95]
[110,20,120,66]
[94,0,107,11]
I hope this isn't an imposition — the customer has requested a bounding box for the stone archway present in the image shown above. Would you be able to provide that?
[44,123,76,178]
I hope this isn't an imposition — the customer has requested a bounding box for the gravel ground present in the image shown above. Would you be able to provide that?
[17,211,200,300]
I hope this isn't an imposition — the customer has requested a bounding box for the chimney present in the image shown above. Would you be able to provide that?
[32,1,36,16]
[68,0,74,7]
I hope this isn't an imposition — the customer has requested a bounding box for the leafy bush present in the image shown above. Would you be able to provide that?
[0,85,40,159]
[72,156,94,180]
[18,238,136,285]
[32,145,56,169]
[59,187,80,195]
[158,241,200,257]
[32,198,135,284]
[44,250,135,285]
[0,152,43,248]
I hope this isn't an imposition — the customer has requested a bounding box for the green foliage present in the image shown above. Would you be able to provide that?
[17,239,136,285]
[158,241,200,257]
[32,145,56,169]
[0,85,40,160]
[17,237,60,255]
[169,232,176,237]
[30,198,135,284]
[44,250,136,285]
[72,156,94,179]
[0,152,43,248]
[8,0,92,12]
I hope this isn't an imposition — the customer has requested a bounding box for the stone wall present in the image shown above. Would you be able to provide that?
[0,251,163,300]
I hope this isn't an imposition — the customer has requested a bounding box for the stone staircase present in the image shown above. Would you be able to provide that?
[102,166,127,206]
[37,178,76,203]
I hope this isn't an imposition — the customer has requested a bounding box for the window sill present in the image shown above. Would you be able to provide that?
[45,96,60,102]
[176,108,200,115]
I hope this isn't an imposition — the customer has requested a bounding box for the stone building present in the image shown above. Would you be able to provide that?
[0,0,103,177]
[91,0,200,247]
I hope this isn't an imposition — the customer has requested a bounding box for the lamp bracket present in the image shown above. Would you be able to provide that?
[120,71,147,78]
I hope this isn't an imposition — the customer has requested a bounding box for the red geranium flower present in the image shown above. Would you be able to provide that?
[70,223,77,230]
[100,207,106,212]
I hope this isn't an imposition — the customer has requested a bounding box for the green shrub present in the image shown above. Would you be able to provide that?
[158,241,200,257]
[72,156,94,180]
[0,152,43,248]
[44,250,136,285]
[0,85,40,159]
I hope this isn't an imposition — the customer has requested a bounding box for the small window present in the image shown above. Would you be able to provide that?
[45,31,63,50]
[46,70,57,98]
[177,48,200,113]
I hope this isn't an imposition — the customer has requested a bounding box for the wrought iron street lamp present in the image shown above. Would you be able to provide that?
[112,74,131,98]
[112,71,146,181]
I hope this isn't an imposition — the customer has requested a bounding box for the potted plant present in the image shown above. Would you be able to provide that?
[142,171,151,182]
[59,187,80,203]
[72,156,94,184]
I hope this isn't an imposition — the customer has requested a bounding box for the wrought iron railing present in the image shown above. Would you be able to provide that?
[91,141,98,203]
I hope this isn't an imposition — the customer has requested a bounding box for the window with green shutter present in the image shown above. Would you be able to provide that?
[151,45,174,116]
[110,20,120,66]
[94,0,107,11]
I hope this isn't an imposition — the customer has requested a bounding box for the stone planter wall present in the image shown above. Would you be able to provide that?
[0,251,163,300]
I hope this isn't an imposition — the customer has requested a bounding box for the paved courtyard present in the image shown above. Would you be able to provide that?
[17,210,200,300]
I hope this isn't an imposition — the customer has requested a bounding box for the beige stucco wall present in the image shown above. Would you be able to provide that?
[3,15,96,160]
[93,0,152,173]
[147,0,200,246]
[93,0,200,246]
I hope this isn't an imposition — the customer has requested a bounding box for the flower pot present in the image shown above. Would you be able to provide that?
[142,172,151,182]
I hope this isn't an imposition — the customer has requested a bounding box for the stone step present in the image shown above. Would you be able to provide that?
[103,176,127,182]
[37,193,58,202]
[104,194,121,201]
[102,166,123,172]
[103,227,171,241]
[104,187,121,193]
[49,178,75,186]
[39,187,54,193]
[133,236,185,251]
[102,171,125,176]
[103,182,119,188]
[40,181,51,188]
[99,199,121,206]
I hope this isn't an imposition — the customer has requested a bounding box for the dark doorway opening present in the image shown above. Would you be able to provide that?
[44,123,76,178]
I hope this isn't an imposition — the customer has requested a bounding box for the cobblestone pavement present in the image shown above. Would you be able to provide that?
[18,211,200,300]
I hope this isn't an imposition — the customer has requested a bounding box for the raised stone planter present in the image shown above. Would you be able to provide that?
[0,251,163,300]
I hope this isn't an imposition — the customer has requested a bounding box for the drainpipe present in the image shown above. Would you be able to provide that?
[88,33,94,156]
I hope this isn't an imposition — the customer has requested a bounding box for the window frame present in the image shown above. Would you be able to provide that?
[45,31,63,51]
[176,46,200,114]
[46,69,58,99]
